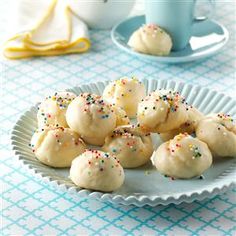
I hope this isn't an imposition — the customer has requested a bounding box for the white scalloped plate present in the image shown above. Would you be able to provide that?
[11,79,236,206]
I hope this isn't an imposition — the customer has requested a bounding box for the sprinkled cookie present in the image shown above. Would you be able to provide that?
[66,93,116,146]
[102,125,153,168]
[69,150,124,192]
[128,24,172,56]
[160,106,204,141]
[30,126,86,168]
[152,133,212,179]
[37,91,76,128]
[103,77,145,118]
[196,113,236,157]
[137,89,188,133]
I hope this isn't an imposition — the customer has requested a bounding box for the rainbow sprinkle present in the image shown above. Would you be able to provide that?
[38,92,75,125]
[80,93,114,119]
[217,113,234,123]
[84,150,120,174]
[189,144,202,159]
[30,126,84,153]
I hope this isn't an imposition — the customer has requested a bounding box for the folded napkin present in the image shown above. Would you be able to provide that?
[3,0,90,59]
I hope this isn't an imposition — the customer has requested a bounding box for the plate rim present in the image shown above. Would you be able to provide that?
[111,15,229,64]
[11,79,236,206]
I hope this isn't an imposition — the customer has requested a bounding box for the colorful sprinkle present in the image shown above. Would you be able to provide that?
[189,144,202,159]
[80,93,114,119]
[217,113,234,122]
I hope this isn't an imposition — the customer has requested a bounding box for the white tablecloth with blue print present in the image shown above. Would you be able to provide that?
[1,1,235,235]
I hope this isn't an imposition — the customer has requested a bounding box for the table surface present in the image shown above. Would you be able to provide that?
[1,1,236,235]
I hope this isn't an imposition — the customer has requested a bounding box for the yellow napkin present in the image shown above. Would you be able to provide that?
[3,0,90,59]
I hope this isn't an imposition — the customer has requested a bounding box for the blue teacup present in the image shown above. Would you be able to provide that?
[145,0,215,51]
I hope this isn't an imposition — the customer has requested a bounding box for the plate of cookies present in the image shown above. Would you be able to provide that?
[11,77,236,206]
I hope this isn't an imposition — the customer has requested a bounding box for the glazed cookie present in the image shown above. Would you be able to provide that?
[160,106,204,141]
[112,105,130,127]
[30,126,86,168]
[152,133,212,179]
[103,77,145,118]
[128,24,172,56]
[66,93,116,146]
[37,91,76,128]
[196,113,236,157]
[102,125,153,168]
[70,150,124,192]
[137,89,188,133]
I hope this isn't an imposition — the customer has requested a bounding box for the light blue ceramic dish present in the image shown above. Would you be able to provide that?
[11,79,236,206]
[111,15,229,64]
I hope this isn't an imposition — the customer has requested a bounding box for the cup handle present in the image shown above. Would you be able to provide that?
[194,0,215,22]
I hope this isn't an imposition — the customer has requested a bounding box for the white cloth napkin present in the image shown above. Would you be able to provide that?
[3,0,90,59]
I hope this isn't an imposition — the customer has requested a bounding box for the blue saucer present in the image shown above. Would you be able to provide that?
[111,15,229,63]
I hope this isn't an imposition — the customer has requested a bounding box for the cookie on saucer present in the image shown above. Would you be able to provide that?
[128,24,172,56]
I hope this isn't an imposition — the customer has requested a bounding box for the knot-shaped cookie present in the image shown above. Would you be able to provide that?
[196,113,236,157]
[137,89,188,133]
[37,91,76,128]
[128,24,172,56]
[152,133,212,179]
[30,125,86,167]
[103,77,145,118]
[66,93,116,145]
[102,125,153,168]
[70,150,124,192]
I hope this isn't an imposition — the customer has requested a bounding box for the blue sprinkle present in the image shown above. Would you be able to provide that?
[101,114,109,119]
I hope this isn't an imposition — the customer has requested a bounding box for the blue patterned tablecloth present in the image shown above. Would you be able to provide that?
[1,1,236,235]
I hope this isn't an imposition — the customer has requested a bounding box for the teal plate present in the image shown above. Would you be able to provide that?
[111,15,229,64]
[11,79,236,206]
